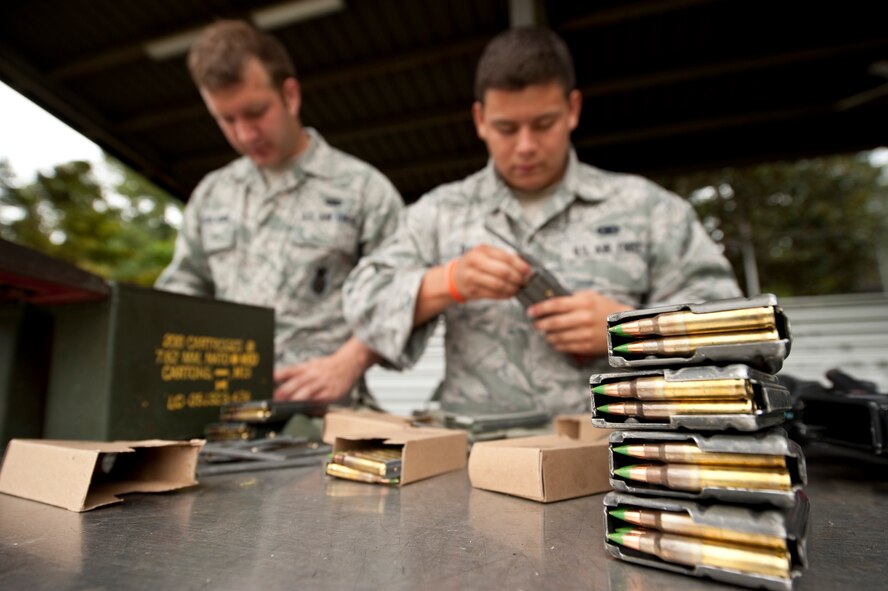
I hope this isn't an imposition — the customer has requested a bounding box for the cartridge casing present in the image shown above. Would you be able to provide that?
[610,527,792,578]
[603,491,809,591]
[331,449,402,478]
[608,430,807,507]
[610,306,778,337]
[325,461,399,485]
[591,364,791,431]
[220,399,326,424]
[616,329,780,357]
[593,376,752,400]
[606,294,791,373]
[614,463,792,492]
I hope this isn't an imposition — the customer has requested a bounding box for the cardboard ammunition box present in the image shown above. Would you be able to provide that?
[603,491,809,591]
[0,438,204,512]
[607,294,792,373]
[591,364,792,431]
[44,283,274,440]
[468,427,612,503]
[0,303,52,447]
[330,426,467,486]
[609,429,807,508]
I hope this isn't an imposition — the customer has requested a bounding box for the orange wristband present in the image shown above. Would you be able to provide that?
[447,259,467,303]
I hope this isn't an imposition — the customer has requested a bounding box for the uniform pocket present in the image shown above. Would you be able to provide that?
[202,220,236,254]
[280,222,361,307]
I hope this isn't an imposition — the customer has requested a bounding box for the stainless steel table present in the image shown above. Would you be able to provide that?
[1,445,886,590]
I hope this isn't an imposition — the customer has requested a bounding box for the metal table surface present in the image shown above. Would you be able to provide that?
[1,445,886,590]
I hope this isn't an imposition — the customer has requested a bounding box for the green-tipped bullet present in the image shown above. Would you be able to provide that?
[596,404,610,414]
[607,531,625,545]
[609,442,786,467]
[612,330,779,357]
[608,324,629,337]
[609,508,626,520]
[610,307,777,337]
[613,465,635,479]
[592,384,606,395]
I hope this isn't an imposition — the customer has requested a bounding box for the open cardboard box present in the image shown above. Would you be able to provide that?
[324,410,468,485]
[321,408,415,445]
[468,419,611,503]
[0,439,203,511]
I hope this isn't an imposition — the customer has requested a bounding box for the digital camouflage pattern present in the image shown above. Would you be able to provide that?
[344,152,741,416]
[157,129,403,369]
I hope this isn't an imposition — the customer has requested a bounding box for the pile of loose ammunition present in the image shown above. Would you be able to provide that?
[325,447,402,485]
[206,399,328,442]
[198,400,332,476]
[592,294,809,590]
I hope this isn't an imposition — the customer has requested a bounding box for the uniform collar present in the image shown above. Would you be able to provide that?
[481,149,618,242]
[483,148,612,215]
[561,150,614,202]
[229,127,332,187]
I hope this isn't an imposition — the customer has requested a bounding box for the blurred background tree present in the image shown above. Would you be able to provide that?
[0,156,181,286]
[656,152,888,297]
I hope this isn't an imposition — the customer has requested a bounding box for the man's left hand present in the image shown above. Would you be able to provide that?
[527,290,633,357]
[273,352,360,404]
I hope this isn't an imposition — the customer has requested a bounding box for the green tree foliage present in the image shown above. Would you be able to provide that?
[0,157,181,286]
[657,153,888,297]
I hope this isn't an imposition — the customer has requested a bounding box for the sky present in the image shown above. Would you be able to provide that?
[0,80,183,227]
[0,80,104,183]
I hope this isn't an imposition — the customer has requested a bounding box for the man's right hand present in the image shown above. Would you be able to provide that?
[450,244,531,301]
[412,244,532,326]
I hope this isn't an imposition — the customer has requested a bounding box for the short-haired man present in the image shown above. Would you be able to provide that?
[157,20,403,406]
[343,27,741,417]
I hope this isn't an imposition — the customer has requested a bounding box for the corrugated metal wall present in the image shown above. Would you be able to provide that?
[778,293,888,390]
[367,293,888,416]
[366,319,444,417]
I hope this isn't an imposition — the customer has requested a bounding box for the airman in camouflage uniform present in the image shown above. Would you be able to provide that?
[343,27,739,417]
[157,128,401,367]
[156,21,402,406]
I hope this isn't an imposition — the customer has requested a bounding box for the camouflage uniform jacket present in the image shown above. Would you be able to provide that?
[343,151,741,415]
[157,128,403,369]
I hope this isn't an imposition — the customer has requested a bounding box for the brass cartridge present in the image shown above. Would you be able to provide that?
[613,463,792,492]
[593,377,752,400]
[613,329,780,357]
[609,508,786,550]
[325,461,399,485]
[598,400,755,418]
[610,307,777,337]
[608,527,791,578]
[613,443,786,468]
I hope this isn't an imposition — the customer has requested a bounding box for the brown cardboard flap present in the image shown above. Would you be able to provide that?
[0,439,204,511]
[468,434,610,503]
[398,431,467,484]
[555,415,612,442]
[322,409,413,444]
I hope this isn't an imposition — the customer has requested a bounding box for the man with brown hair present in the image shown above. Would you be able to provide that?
[344,27,740,418]
[157,20,403,406]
